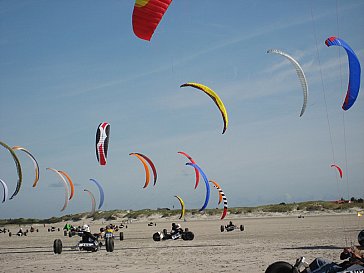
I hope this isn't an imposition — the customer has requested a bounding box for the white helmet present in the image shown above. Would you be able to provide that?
[82,224,90,232]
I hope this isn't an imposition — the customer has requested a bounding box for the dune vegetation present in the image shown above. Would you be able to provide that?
[1,199,363,226]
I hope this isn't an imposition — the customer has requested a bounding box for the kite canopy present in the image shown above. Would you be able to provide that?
[325,36,361,111]
[209,180,228,220]
[209,180,223,205]
[132,0,172,41]
[174,195,185,220]
[331,164,343,178]
[0,179,9,203]
[185,163,210,212]
[12,146,39,188]
[96,122,110,166]
[180,83,228,134]
[58,170,75,200]
[130,153,151,188]
[84,189,96,216]
[89,178,105,210]
[134,153,157,186]
[0,141,22,200]
[46,168,70,212]
[178,151,200,189]
[267,49,308,117]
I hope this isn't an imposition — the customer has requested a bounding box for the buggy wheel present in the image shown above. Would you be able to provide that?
[105,238,114,252]
[9,232,12,237]
[265,261,298,273]
[240,225,244,231]
[53,239,63,254]
[63,230,67,236]
[184,231,194,241]
[358,229,364,246]
[153,232,161,241]
[220,225,224,232]
[119,232,124,241]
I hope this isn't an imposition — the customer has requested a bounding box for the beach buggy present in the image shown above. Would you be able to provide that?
[53,224,115,254]
[265,246,364,273]
[153,223,194,241]
[220,221,244,232]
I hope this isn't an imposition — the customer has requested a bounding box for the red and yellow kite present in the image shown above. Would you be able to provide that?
[132,0,172,41]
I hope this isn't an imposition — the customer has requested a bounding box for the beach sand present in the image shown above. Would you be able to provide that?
[0,213,362,273]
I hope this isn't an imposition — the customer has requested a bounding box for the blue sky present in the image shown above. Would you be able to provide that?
[1,0,363,219]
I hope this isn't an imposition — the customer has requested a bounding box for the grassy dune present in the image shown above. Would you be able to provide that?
[1,200,363,226]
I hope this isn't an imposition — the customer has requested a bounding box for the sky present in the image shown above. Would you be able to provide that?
[0,0,363,219]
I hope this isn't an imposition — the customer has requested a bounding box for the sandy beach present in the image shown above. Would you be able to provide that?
[0,213,362,273]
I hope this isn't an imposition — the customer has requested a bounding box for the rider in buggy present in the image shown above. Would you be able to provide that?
[80,224,98,243]
[226,221,234,229]
[171,223,183,235]
[300,246,364,273]
[267,246,364,273]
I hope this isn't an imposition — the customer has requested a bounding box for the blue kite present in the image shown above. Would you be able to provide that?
[186,163,210,212]
[89,178,105,210]
[325,36,361,111]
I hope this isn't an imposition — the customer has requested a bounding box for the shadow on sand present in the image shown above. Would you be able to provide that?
[0,243,230,255]
[282,245,343,250]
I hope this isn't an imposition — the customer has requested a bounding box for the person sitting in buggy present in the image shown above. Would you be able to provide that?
[17,228,23,236]
[80,225,98,243]
[226,221,234,229]
[296,246,364,273]
[171,223,183,235]
[105,225,114,233]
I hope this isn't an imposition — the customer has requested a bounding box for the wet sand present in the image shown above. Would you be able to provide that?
[0,214,361,273]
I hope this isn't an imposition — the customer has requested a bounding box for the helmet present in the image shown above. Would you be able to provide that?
[82,224,90,233]
[358,230,364,246]
[172,223,176,227]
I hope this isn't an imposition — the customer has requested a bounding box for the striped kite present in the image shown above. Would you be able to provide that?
[209,180,228,220]
[209,180,223,205]
[96,122,110,166]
